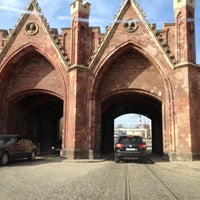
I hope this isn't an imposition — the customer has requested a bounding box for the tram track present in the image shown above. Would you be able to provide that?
[144,164,178,200]
[124,164,131,200]
[124,161,178,200]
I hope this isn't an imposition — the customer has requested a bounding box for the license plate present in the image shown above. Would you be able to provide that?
[126,148,137,151]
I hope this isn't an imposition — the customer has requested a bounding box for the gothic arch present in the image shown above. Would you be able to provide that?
[100,89,163,155]
[0,46,67,153]
[92,41,174,90]
[0,44,66,97]
[5,90,64,153]
[90,41,176,157]
[92,41,174,109]
[0,43,67,85]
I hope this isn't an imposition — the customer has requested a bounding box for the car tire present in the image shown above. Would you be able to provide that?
[0,152,9,166]
[140,156,146,163]
[115,155,120,163]
[28,151,36,161]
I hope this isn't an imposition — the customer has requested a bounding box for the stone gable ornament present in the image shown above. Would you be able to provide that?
[124,19,138,33]
[26,22,39,35]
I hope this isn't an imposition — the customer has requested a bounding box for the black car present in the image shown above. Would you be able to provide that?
[114,135,146,162]
[0,135,40,166]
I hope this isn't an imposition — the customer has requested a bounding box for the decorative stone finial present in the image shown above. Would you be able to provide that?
[173,0,195,9]
[70,0,90,15]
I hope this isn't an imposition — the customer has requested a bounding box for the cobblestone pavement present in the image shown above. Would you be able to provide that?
[0,155,200,200]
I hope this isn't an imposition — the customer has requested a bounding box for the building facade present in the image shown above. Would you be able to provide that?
[0,0,199,161]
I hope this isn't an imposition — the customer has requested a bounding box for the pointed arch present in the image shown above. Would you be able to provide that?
[1,43,66,74]
[5,89,64,153]
[176,12,184,63]
[0,45,67,153]
[90,40,176,158]
[0,43,67,98]
[92,41,175,98]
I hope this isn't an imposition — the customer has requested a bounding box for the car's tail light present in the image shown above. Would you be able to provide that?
[115,143,124,148]
[138,143,146,148]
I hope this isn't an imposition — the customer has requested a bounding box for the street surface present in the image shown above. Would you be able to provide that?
[0,155,200,200]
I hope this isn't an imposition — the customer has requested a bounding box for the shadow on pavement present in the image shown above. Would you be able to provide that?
[99,153,169,165]
[5,154,66,167]
[4,153,170,167]
[147,153,170,164]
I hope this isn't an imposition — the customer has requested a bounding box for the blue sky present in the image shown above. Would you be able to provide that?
[115,114,151,128]
[0,0,199,127]
[0,0,199,63]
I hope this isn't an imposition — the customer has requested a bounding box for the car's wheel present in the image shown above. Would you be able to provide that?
[28,151,36,161]
[115,155,120,163]
[0,152,9,166]
[139,156,146,163]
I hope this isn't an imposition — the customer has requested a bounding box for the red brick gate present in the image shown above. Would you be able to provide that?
[0,0,199,161]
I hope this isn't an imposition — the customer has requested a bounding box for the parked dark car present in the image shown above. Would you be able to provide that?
[114,135,146,162]
[0,135,40,166]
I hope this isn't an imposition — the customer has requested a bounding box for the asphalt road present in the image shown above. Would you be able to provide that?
[0,155,200,200]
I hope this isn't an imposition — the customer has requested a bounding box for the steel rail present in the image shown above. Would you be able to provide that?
[124,164,131,200]
[144,164,178,200]
[123,161,178,200]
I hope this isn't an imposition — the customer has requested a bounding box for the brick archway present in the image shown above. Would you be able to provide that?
[6,92,63,153]
[0,47,66,154]
[91,45,171,158]
[100,91,163,156]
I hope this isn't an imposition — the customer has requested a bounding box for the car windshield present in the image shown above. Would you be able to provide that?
[0,136,16,145]
[119,136,142,144]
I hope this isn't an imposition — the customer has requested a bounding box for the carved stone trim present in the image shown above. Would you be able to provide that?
[124,19,138,33]
[26,22,39,35]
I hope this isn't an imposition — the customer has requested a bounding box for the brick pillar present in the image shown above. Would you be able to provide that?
[173,0,196,63]
[70,0,90,66]
[61,67,89,159]
[189,66,200,160]
[173,66,193,160]
[172,0,197,161]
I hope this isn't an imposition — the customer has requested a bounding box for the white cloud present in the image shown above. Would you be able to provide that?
[0,0,173,29]
[0,5,22,13]
[0,0,25,8]
[0,0,29,29]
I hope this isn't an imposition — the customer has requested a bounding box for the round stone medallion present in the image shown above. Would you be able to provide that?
[26,22,39,35]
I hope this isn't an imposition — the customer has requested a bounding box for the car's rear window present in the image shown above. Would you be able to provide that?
[0,136,15,145]
[119,136,142,144]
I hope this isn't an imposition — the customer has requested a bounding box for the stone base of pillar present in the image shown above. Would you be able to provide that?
[60,148,90,159]
[169,152,198,161]
[60,148,74,159]
[92,150,101,159]
[192,153,200,161]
